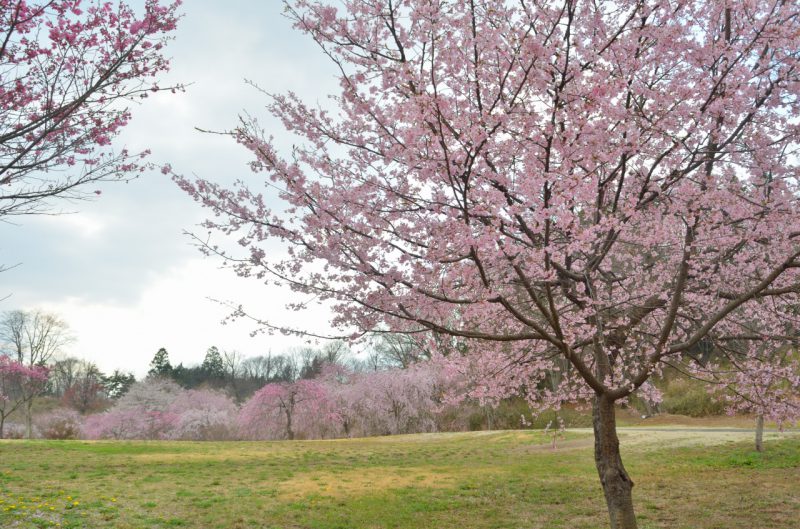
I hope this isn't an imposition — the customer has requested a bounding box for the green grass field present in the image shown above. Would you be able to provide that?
[1,428,798,529]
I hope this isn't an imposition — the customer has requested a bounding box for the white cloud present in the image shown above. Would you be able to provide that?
[37,257,337,377]
[37,212,111,240]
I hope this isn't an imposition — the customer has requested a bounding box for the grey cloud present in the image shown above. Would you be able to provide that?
[2,0,336,310]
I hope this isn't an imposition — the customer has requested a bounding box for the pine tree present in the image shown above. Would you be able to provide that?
[201,346,225,379]
[148,348,173,378]
[103,370,136,399]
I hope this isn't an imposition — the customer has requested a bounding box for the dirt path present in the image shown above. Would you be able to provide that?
[567,426,800,451]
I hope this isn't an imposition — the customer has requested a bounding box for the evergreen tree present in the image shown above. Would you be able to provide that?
[103,370,136,399]
[148,347,173,378]
[201,346,225,378]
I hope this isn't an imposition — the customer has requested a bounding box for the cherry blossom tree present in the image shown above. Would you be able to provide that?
[0,309,70,436]
[82,407,170,439]
[168,388,238,441]
[263,362,449,438]
[178,2,800,527]
[238,379,332,440]
[83,377,180,439]
[319,367,363,437]
[0,354,48,437]
[0,0,181,218]
[716,346,800,451]
[350,365,440,436]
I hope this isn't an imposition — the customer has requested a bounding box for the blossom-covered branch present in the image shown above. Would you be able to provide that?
[0,0,181,217]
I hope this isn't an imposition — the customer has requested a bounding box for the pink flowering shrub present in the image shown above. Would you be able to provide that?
[168,389,238,440]
[35,409,82,440]
[2,423,25,439]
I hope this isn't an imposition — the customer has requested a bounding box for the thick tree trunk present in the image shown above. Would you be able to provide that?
[0,415,5,439]
[286,410,294,441]
[593,396,638,529]
[755,414,764,452]
[343,419,351,437]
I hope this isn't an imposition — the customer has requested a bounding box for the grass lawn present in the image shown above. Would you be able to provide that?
[0,428,797,529]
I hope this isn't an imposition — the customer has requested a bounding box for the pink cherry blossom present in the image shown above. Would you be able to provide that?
[1,0,181,217]
[0,355,49,438]
[238,379,334,440]
[178,3,800,527]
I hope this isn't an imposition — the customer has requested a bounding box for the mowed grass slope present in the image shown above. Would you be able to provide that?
[0,429,798,529]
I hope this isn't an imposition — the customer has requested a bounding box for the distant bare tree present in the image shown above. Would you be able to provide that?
[0,309,71,436]
[222,350,244,401]
[0,310,71,366]
[49,357,82,397]
[322,341,350,365]
[372,334,429,368]
[348,351,386,373]
[241,354,274,381]
[62,362,108,414]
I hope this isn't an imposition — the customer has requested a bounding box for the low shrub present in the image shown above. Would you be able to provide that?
[2,423,25,439]
[35,409,82,440]
[660,378,726,417]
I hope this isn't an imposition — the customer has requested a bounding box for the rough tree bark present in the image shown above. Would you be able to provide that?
[285,408,295,441]
[593,396,638,529]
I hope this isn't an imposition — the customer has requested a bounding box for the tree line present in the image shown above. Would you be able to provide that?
[2,308,796,451]
[0,308,447,438]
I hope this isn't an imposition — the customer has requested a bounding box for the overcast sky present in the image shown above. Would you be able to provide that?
[0,1,341,377]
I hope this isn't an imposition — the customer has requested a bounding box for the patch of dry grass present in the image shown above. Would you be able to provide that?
[278,466,458,499]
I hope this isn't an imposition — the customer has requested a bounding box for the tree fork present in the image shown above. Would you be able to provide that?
[593,395,638,529]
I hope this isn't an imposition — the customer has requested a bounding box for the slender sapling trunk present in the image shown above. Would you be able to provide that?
[755,414,764,452]
[25,399,33,439]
